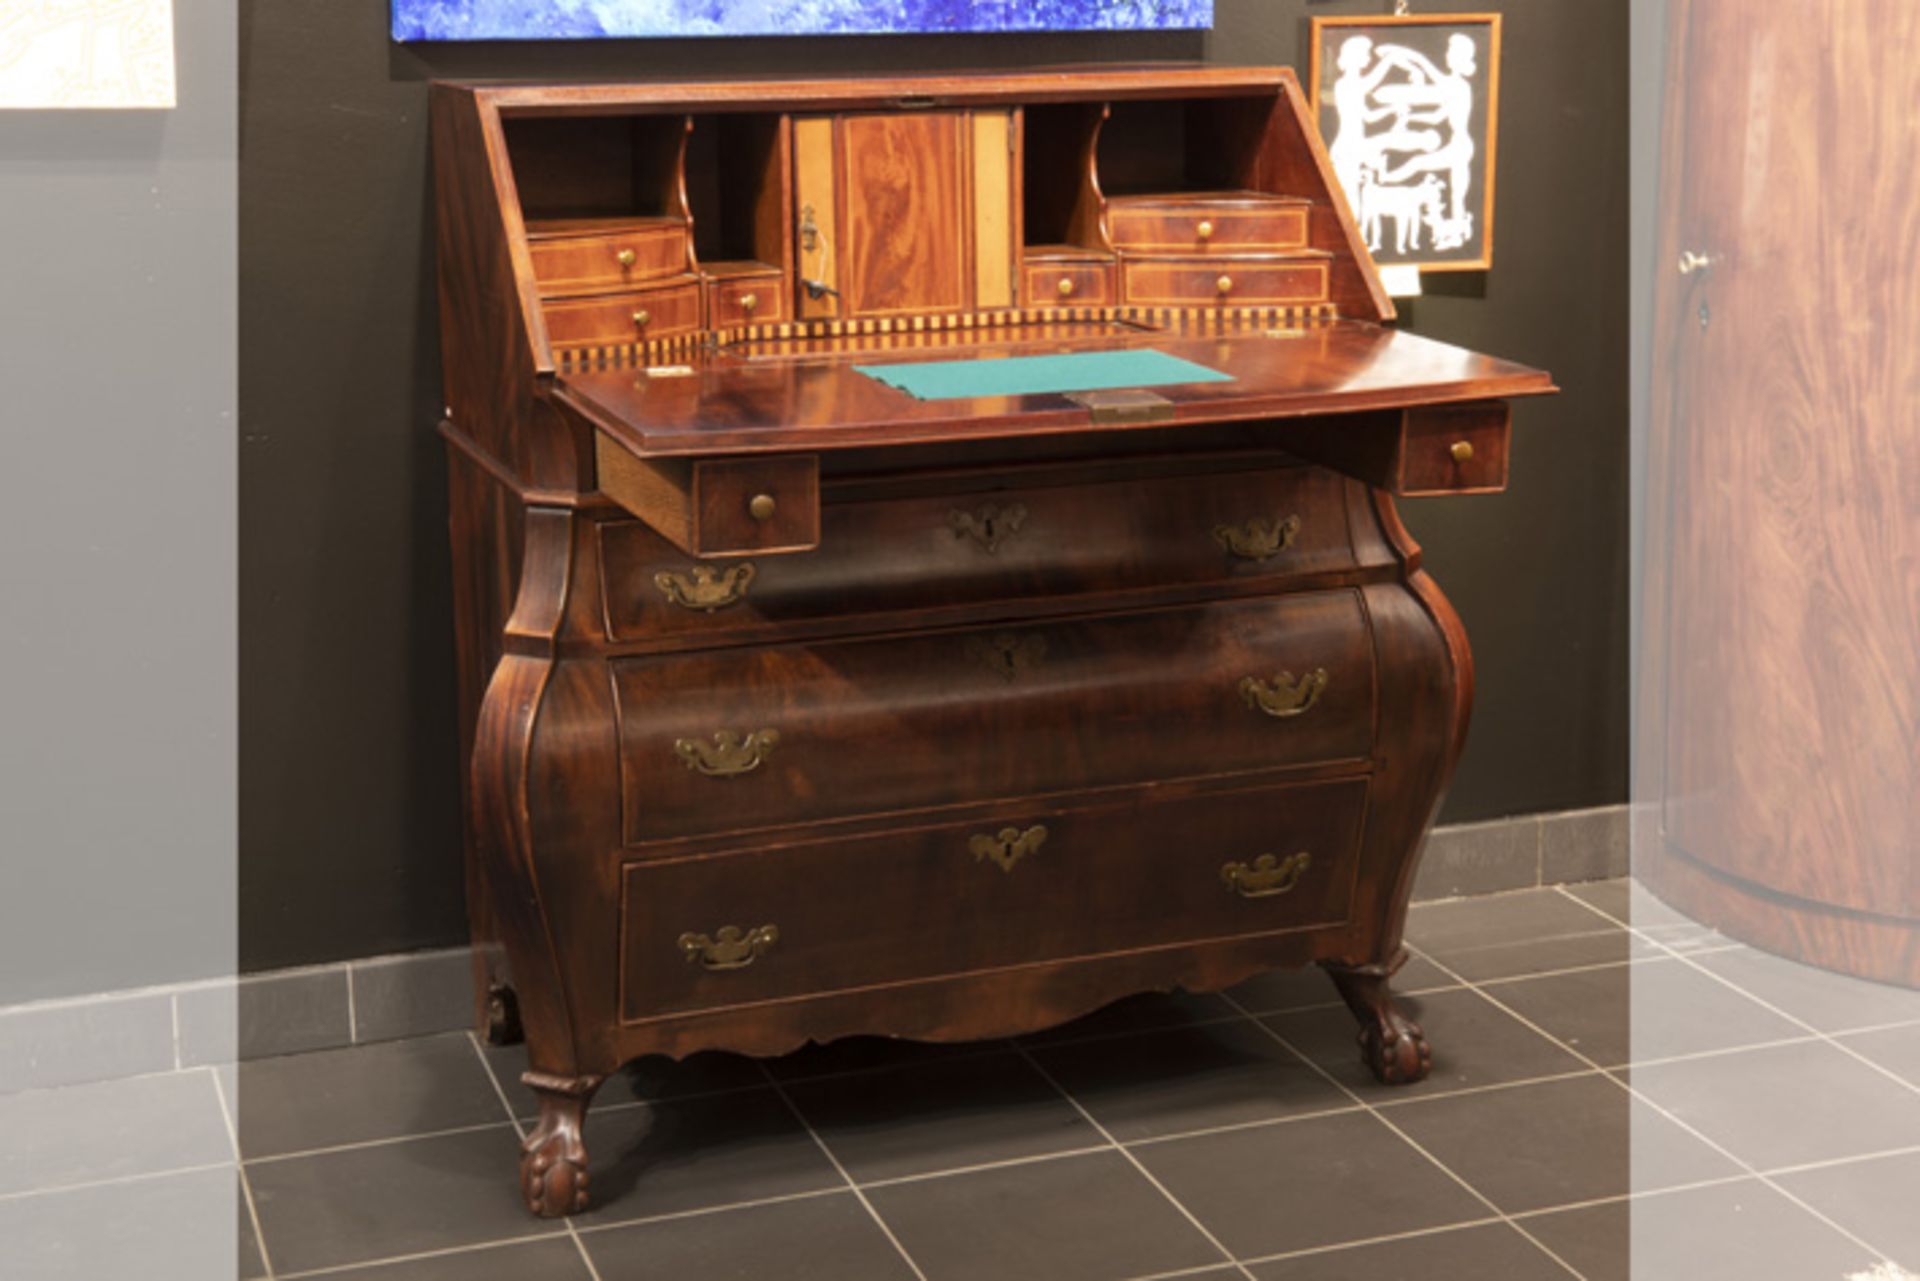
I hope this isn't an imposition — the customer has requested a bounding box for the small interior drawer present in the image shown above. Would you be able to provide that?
[1108,200,1311,253]
[1022,260,1115,308]
[528,221,690,297]
[596,444,820,558]
[708,270,787,327]
[1122,257,1330,307]
[543,281,703,349]
[1397,403,1512,495]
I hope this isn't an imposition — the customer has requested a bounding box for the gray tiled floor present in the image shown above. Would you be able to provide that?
[8,879,1920,1279]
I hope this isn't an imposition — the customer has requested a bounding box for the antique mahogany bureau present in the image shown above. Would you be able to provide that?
[430,66,1553,1216]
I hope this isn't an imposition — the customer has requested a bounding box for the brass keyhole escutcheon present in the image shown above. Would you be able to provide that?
[1450,440,1475,464]
[969,825,1048,874]
[616,248,637,268]
[740,292,759,314]
[1057,276,1076,298]
[632,309,652,329]
[1216,275,1233,296]
[950,502,1027,554]
[748,493,777,523]
[1196,219,1215,241]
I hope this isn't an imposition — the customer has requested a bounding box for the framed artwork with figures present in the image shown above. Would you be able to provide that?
[1309,13,1501,271]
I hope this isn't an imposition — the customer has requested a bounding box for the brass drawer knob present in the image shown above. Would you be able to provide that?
[678,925,778,970]
[1213,514,1300,561]
[632,308,652,329]
[654,562,755,611]
[1216,274,1233,296]
[1196,219,1215,241]
[1057,276,1076,298]
[1240,668,1329,718]
[740,291,759,314]
[1449,440,1475,463]
[747,492,777,522]
[674,728,779,777]
[1223,852,1311,899]
[970,824,1048,873]
[616,248,637,268]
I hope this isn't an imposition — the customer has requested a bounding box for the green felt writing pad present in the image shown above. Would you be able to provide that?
[854,348,1233,401]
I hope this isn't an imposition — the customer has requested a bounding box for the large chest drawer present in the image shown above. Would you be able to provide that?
[613,591,1375,844]
[599,460,1359,644]
[619,775,1367,1023]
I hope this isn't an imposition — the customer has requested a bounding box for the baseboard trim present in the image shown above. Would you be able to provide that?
[0,803,1625,1092]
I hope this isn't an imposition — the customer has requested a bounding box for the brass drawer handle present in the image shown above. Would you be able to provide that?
[748,493,777,522]
[1449,440,1475,463]
[616,248,637,268]
[949,502,1026,553]
[1196,218,1215,241]
[739,291,759,314]
[674,729,779,777]
[1240,668,1329,718]
[678,925,778,970]
[1213,514,1300,561]
[1216,274,1233,296]
[1223,852,1311,898]
[968,631,1046,681]
[632,308,652,329]
[970,824,1048,873]
[654,562,755,611]
[1057,276,1076,298]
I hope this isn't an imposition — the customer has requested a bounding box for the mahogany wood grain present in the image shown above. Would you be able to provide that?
[613,593,1376,843]
[596,456,1369,646]
[542,281,702,348]
[527,221,689,296]
[1108,193,1311,253]
[837,111,972,318]
[1121,257,1329,307]
[558,323,1553,459]
[1279,402,1513,497]
[1021,259,1115,308]
[1641,0,1920,984]
[620,775,1368,1022]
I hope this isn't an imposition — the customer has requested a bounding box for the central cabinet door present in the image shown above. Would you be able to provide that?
[809,111,975,319]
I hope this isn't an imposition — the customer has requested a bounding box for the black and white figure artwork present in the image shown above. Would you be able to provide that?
[1310,14,1501,271]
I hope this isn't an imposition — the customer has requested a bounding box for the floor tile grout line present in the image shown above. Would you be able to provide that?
[1501,1171,1758,1220]
[853,1142,1120,1191]
[1233,1214,1508,1270]
[0,1159,242,1207]
[568,1185,851,1238]
[1216,989,1590,1281]
[1550,885,1920,1095]
[754,1060,933,1281]
[211,1062,278,1280]
[465,1034,609,1281]
[1419,924,1910,1270]
[270,1231,577,1281]
[242,1116,519,1165]
[1010,1042,1261,1281]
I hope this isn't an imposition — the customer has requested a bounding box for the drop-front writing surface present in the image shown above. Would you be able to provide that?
[430,66,1554,1217]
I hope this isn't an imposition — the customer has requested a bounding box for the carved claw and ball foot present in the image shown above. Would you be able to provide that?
[1324,959,1433,1085]
[519,1075,601,1218]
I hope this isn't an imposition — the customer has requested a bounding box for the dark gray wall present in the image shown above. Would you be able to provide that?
[239,0,1629,971]
[2,3,237,1003]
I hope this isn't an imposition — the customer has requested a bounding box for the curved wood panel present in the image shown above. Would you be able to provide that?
[1644,0,1920,984]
